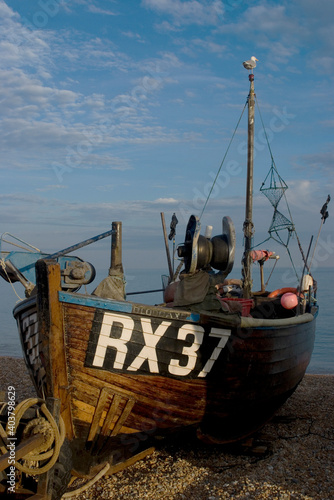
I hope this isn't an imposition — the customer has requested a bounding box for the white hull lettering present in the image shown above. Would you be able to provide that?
[91,312,232,378]
[128,318,171,372]
[198,328,231,377]
[168,324,204,377]
[93,313,134,369]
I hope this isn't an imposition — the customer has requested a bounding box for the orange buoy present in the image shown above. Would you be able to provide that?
[267,287,298,299]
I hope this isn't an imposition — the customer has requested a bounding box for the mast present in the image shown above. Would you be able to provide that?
[242,73,255,298]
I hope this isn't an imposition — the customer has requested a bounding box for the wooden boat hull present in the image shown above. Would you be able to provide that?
[13,259,317,475]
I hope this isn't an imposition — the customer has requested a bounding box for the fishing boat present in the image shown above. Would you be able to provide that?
[0,62,325,499]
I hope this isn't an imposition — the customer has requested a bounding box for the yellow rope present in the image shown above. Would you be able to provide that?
[62,463,111,498]
[5,398,64,475]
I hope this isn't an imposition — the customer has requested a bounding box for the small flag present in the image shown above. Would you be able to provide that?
[168,213,178,240]
[320,195,330,223]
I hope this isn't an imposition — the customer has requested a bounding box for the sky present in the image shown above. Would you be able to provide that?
[0,0,333,279]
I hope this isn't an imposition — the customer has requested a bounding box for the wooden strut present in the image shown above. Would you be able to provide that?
[88,386,136,455]
[110,221,123,274]
[35,260,74,440]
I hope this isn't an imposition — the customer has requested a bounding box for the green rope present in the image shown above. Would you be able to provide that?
[200,100,248,220]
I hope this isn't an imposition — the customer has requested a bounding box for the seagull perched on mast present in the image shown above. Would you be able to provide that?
[243,56,258,72]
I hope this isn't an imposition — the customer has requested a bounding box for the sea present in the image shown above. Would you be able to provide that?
[0,267,333,374]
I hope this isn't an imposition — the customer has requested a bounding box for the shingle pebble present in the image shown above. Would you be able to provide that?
[1,358,333,499]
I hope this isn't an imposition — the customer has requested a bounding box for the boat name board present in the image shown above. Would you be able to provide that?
[85,311,232,379]
[132,304,199,321]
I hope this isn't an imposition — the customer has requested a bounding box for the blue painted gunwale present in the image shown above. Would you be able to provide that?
[58,291,132,313]
[58,291,201,322]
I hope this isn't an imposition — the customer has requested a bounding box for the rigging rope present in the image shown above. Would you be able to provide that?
[199,100,248,220]
[255,97,306,279]
[197,92,305,283]
[256,98,296,227]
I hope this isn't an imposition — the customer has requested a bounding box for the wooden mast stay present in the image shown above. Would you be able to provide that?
[243,73,255,299]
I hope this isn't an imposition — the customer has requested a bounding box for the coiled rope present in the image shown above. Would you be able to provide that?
[5,398,65,475]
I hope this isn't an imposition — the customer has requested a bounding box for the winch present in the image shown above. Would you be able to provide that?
[177,215,236,275]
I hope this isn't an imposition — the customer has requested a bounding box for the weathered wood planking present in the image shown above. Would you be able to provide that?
[61,292,315,444]
[12,259,317,459]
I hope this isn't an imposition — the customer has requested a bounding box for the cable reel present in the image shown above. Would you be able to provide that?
[177,215,236,274]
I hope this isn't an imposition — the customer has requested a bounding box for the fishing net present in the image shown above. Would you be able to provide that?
[253,98,303,282]
[260,162,288,209]
[269,209,294,233]
[261,186,287,209]
[258,161,295,250]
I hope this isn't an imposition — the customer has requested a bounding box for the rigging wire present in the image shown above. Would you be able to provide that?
[198,92,304,283]
[255,97,296,227]
[254,97,304,280]
[199,100,248,220]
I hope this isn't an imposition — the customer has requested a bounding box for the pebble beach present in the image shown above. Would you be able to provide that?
[0,357,333,499]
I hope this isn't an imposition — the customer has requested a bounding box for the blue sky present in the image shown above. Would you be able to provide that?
[0,0,333,274]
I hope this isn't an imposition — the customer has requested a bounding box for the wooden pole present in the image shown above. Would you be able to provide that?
[242,74,255,299]
[35,260,74,440]
[110,221,123,274]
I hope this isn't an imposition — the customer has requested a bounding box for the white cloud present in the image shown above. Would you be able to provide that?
[321,120,334,128]
[142,0,224,26]
[154,197,178,203]
[191,38,227,56]
[300,151,334,175]
[36,185,68,192]
[154,20,182,33]
[219,3,307,69]
[121,31,145,43]
[0,1,17,18]
[87,4,118,16]
[309,55,334,74]
[0,7,188,171]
